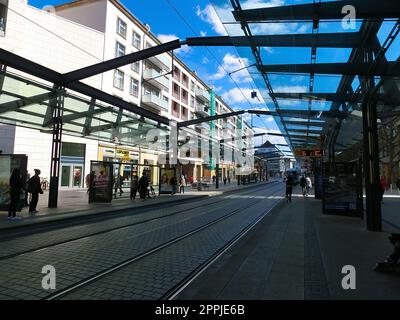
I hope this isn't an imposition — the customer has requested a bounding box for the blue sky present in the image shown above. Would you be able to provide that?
[27,0,400,149]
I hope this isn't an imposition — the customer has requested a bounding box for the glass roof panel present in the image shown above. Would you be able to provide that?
[0,72,171,151]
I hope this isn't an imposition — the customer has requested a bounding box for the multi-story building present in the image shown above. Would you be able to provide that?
[0,0,254,190]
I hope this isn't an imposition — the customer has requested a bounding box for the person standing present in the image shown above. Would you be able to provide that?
[8,169,24,220]
[24,170,30,206]
[130,174,139,200]
[179,176,185,194]
[170,176,177,195]
[138,174,148,200]
[28,169,43,214]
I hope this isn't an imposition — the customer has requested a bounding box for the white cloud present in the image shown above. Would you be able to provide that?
[157,34,191,55]
[200,30,207,37]
[198,1,308,37]
[221,87,264,105]
[202,56,210,64]
[274,85,308,93]
[196,4,227,36]
[210,53,252,83]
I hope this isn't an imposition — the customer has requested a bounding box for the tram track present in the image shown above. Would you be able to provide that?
[44,185,284,300]
[0,182,280,261]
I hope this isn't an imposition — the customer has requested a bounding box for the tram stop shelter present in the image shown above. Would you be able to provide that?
[0,0,399,232]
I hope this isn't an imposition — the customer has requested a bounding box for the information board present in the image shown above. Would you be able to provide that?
[322,162,362,217]
[159,167,176,194]
[294,148,324,158]
[89,161,113,203]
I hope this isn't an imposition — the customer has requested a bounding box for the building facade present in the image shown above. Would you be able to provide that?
[0,0,254,190]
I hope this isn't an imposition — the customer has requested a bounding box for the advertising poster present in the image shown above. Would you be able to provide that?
[159,168,176,194]
[89,161,113,203]
[322,162,362,217]
[0,155,28,211]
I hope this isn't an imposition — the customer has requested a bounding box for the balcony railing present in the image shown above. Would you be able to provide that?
[142,93,168,110]
[195,104,209,117]
[195,122,210,130]
[195,88,210,102]
[143,69,169,91]
[147,53,170,70]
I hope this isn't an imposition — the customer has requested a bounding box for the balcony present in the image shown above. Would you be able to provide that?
[148,53,170,70]
[195,104,209,117]
[195,121,210,131]
[195,88,210,102]
[142,93,168,111]
[143,69,169,91]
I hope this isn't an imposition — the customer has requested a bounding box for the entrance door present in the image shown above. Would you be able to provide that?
[61,164,83,188]
[61,165,71,187]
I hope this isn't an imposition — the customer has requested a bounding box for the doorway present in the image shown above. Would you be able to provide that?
[61,164,84,188]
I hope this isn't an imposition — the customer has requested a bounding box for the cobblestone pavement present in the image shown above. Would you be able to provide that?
[0,184,268,259]
[0,183,284,300]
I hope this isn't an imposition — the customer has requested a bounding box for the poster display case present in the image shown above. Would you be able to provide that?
[322,162,363,217]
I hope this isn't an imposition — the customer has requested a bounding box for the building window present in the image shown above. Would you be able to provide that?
[0,3,7,37]
[117,18,127,38]
[132,31,141,49]
[173,65,180,81]
[130,78,139,97]
[173,82,180,100]
[181,89,188,105]
[115,41,125,58]
[190,95,195,108]
[181,73,189,88]
[131,60,140,73]
[114,70,124,90]
[181,107,188,120]
[190,80,195,92]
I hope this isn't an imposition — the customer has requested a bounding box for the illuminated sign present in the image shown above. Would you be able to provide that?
[294,148,324,157]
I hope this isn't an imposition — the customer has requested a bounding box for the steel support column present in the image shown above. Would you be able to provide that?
[361,51,382,231]
[48,86,65,208]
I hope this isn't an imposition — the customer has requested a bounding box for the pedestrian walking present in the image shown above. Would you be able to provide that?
[8,168,24,220]
[28,169,43,213]
[130,174,139,200]
[300,175,306,196]
[305,176,312,197]
[170,176,177,195]
[114,174,124,197]
[285,175,294,203]
[223,177,227,185]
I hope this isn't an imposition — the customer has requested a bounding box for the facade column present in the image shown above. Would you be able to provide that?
[48,85,65,208]
[361,49,382,232]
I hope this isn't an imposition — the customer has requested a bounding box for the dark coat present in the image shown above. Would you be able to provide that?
[28,175,42,194]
